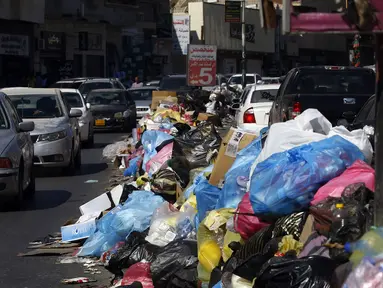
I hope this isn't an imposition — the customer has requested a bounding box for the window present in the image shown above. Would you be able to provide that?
[0,102,9,129]
[79,82,113,94]
[290,70,375,95]
[10,94,63,119]
[251,89,279,103]
[256,75,262,82]
[129,89,153,101]
[87,91,127,105]
[241,88,251,105]
[229,76,255,85]
[62,92,84,109]
[114,80,126,90]
[51,82,82,89]
[4,97,22,126]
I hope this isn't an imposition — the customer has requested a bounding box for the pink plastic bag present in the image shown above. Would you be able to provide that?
[311,160,374,206]
[234,192,270,240]
[121,262,154,288]
[145,142,173,176]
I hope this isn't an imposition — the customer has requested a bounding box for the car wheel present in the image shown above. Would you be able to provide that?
[75,143,82,169]
[14,166,24,209]
[63,146,76,176]
[25,164,35,197]
[86,124,94,147]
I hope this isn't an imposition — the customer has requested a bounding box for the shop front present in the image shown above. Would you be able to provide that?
[0,20,34,87]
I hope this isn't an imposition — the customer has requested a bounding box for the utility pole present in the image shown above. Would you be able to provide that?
[241,0,247,88]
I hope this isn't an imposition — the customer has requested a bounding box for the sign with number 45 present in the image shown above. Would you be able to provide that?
[187,44,217,87]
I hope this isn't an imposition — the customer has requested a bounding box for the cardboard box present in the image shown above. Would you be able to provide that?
[61,217,97,242]
[151,91,177,110]
[209,128,258,187]
[79,185,123,215]
[197,113,215,121]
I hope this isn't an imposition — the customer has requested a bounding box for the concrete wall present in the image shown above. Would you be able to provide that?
[0,0,45,23]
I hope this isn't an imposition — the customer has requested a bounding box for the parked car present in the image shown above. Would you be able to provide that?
[259,77,281,84]
[268,66,376,125]
[61,89,94,146]
[52,78,126,98]
[2,88,82,175]
[128,86,158,120]
[86,89,136,131]
[228,73,262,89]
[144,80,160,87]
[232,84,280,134]
[0,92,35,206]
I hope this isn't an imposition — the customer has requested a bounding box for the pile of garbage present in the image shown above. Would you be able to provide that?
[25,94,383,288]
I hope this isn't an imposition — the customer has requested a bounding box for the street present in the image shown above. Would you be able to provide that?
[0,132,124,288]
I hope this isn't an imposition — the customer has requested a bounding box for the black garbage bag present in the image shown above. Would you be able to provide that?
[119,183,138,204]
[151,168,178,196]
[176,122,221,149]
[106,231,160,277]
[253,255,337,288]
[166,262,198,288]
[167,156,191,188]
[151,240,198,288]
[173,123,191,136]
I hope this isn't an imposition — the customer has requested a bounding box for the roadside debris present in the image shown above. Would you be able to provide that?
[61,277,97,285]
[22,94,381,287]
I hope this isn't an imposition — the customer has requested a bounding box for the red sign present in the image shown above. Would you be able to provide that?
[187,44,217,86]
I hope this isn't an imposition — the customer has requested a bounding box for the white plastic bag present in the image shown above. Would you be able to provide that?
[145,203,196,247]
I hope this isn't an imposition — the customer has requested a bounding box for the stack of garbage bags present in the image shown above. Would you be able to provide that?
[73,107,381,288]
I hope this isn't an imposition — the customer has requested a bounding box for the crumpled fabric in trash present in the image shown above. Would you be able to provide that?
[249,136,365,216]
[77,191,164,257]
[151,168,177,196]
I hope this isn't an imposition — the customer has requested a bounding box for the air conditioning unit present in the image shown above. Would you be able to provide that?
[38,39,45,50]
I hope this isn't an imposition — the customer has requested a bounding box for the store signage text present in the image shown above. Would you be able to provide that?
[229,23,255,43]
[0,34,29,56]
[187,44,217,87]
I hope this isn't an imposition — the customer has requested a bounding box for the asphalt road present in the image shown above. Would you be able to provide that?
[0,132,125,288]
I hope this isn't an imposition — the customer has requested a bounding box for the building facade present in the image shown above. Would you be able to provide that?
[0,0,45,87]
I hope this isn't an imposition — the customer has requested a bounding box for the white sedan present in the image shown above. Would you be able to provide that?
[61,89,94,146]
[228,73,262,90]
[233,84,280,135]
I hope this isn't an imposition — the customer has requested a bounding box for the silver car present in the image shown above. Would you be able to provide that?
[128,86,157,120]
[2,88,82,175]
[0,92,35,206]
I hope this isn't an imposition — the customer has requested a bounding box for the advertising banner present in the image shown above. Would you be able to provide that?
[225,1,241,23]
[172,14,190,55]
[187,44,217,86]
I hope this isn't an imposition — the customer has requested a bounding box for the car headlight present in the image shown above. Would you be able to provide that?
[38,130,67,142]
[123,110,130,118]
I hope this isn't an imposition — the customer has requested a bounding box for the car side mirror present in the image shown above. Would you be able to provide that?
[69,108,83,118]
[18,121,35,132]
[231,103,240,110]
[257,80,263,84]
[86,103,91,109]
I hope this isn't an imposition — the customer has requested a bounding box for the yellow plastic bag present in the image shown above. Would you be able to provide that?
[278,235,304,254]
[180,194,197,212]
[223,230,243,262]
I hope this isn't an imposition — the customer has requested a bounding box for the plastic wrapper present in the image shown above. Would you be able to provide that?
[100,241,125,265]
[343,254,383,288]
[77,191,164,257]
[216,132,263,210]
[145,202,196,247]
[121,262,154,288]
[141,130,173,172]
[311,159,375,205]
[124,156,141,177]
[249,136,365,216]
[234,192,270,240]
[145,142,173,176]
[254,255,337,288]
[103,140,133,160]
[150,240,198,288]
[150,168,177,196]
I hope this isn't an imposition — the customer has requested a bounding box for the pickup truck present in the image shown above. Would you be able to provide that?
[268,66,376,125]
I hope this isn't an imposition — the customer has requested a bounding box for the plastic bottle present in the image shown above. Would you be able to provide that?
[344,227,383,267]
[331,203,348,236]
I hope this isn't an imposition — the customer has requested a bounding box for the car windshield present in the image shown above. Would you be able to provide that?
[229,76,255,85]
[51,82,82,89]
[251,89,278,103]
[80,82,113,94]
[87,91,127,105]
[262,78,280,84]
[0,103,8,129]
[159,77,187,90]
[291,70,375,94]
[62,92,83,108]
[129,89,153,101]
[10,94,63,119]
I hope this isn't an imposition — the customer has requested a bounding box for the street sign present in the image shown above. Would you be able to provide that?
[187,44,217,87]
[225,0,241,23]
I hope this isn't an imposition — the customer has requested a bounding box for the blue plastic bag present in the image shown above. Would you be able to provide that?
[141,130,173,171]
[77,191,164,257]
[249,136,365,216]
[216,132,264,209]
[123,156,141,177]
[195,176,221,223]
[184,165,214,200]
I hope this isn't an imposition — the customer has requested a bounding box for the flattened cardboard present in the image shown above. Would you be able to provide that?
[209,128,257,187]
[197,113,215,121]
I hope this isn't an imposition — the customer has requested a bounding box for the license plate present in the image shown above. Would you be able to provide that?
[95,119,105,126]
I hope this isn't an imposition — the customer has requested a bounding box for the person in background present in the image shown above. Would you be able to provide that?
[131,76,143,88]
[124,76,133,89]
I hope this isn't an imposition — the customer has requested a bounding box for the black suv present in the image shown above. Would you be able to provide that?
[52,78,126,97]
